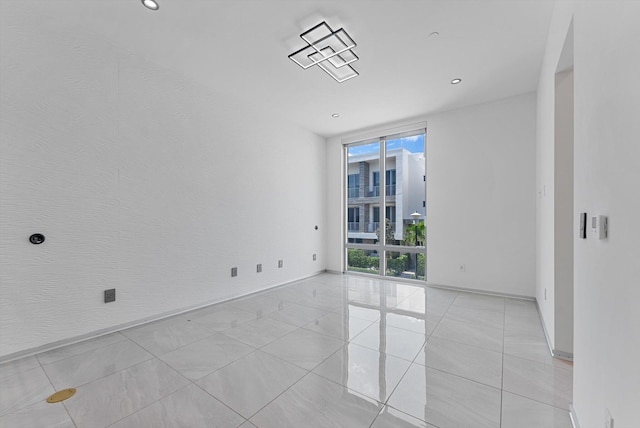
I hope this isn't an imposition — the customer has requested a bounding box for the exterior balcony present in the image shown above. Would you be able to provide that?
[347,185,397,201]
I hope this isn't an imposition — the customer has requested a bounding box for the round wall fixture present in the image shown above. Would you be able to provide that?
[29,233,45,245]
[142,0,159,10]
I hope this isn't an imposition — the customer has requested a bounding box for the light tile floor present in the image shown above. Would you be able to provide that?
[0,273,573,427]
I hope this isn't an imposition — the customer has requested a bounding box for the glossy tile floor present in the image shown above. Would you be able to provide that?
[0,274,573,427]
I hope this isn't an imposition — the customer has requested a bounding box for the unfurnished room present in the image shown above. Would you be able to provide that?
[0,0,638,427]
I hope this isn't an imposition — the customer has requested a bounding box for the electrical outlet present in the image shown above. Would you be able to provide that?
[605,409,614,428]
[231,267,238,277]
[257,264,262,273]
[278,260,283,268]
[459,264,465,273]
[104,289,116,303]
[313,254,317,261]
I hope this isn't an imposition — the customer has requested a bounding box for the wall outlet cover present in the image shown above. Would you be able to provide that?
[104,289,116,303]
[231,267,238,277]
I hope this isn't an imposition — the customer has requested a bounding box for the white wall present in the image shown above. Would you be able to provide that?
[426,94,536,296]
[0,5,326,359]
[536,7,576,358]
[325,136,345,272]
[537,1,640,426]
[407,153,426,218]
[326,94,536,297]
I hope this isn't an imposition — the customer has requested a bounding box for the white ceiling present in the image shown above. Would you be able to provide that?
[11,0,556,137]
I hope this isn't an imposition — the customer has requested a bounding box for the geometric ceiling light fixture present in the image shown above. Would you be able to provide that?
[289,21,359,83]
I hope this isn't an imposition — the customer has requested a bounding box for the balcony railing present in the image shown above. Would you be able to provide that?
[347,187,359,198]
[347,222,396,234]
[368,184,396,197]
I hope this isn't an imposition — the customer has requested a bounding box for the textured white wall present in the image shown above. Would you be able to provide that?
[426,94,536,296]
[0,6,325,359]
[538,1,640,426]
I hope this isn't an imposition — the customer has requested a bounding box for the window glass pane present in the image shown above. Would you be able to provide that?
[386,251,424,280]
[345,128,426,282]
[346,142,380,244]
[384,133,425,248]
[347,248,380,275]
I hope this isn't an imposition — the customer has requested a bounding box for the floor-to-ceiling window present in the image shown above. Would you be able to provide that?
[345,128,426,280]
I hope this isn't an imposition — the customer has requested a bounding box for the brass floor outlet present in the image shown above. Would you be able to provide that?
[46,388,76,403]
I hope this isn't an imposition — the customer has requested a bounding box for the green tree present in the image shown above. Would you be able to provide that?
[387,254,409,275]
[417,253,425,278]
[402,222,425,246]
[376,218,397,245]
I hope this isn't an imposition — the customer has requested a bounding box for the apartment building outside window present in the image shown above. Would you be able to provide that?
[347,173,360,199]
[372,170,397,196]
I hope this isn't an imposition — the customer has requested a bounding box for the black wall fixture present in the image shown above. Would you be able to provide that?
[29,233,45,245]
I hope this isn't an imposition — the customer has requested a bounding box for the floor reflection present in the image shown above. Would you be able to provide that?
[1,274,573,428]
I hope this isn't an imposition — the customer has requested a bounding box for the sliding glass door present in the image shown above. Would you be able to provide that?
[345,129,426,280]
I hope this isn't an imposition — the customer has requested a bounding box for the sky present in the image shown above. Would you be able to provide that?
[347,134,424,156]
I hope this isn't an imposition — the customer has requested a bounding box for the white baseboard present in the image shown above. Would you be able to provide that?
[535,300,574,362]
[569,404,581,428]
[426,282,535,300]
[553,349,574,361]
[0,271,327,364]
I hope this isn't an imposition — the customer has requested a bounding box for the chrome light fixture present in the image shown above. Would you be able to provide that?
[289,21,359,83]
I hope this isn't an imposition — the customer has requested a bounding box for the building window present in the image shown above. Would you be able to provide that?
[372,170,396,196]
[347,207,360,231]
[372,171,380,196]
[386,170,396,196]
[347,174,360,198]
[385,206,396,223]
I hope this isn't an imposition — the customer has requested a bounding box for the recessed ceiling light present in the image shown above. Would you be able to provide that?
[429,32,440,38]
[331,113,340,118]
[142,0,159,10]
[451,78,462,85]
